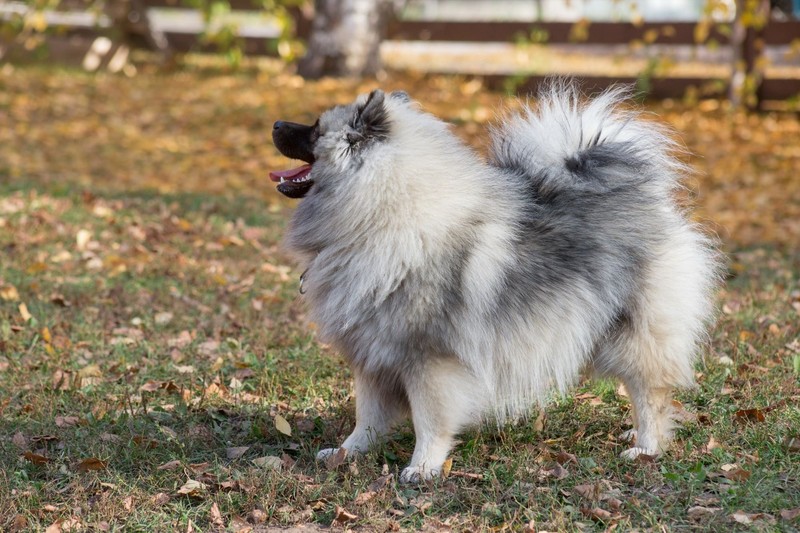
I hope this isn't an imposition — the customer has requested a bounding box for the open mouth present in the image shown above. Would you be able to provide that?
[269,163,314,199]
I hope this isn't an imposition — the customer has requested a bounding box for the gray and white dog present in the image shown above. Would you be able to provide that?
[270,83,719,483]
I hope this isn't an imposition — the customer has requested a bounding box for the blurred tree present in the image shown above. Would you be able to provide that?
[729,0,770,108]
[297,0,397,78]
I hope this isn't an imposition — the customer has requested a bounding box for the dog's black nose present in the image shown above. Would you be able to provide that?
[273,121,284,131]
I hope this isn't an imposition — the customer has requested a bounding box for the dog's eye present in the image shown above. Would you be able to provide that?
[310,122,320,143]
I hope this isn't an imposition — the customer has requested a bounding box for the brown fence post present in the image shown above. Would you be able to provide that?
[731,0,770,110]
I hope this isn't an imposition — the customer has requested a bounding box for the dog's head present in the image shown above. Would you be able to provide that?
[270,89,410,199]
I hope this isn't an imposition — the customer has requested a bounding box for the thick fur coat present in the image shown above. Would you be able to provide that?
[270,83,719,482]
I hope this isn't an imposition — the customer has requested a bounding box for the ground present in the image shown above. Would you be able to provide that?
[0,63,799,531]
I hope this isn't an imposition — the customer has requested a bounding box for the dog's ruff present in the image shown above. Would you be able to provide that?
[271,82,719,483]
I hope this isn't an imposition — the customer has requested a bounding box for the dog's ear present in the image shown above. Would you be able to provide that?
[353,89,390,142]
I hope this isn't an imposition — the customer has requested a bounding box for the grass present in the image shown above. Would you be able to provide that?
[2,185,798,532]
[1,65,799,531]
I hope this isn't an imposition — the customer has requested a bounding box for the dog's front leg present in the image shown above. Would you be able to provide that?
[400,358,483,484]
[317,368,407,461]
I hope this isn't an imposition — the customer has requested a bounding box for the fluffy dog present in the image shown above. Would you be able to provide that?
[269,83,719,483]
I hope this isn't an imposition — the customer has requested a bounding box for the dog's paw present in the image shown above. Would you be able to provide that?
[315,448,340,462]
[620,446,659,461]
[399,465,440,484]
[619,429,638,443]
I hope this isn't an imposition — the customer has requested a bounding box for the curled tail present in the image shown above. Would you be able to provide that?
[491,80,688,199]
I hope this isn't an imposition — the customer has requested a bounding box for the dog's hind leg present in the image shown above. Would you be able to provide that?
[597,229,714,459]
[399,357,484,483]
[316,368,408,461]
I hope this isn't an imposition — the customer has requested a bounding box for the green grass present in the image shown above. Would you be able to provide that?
[1,183,798,531]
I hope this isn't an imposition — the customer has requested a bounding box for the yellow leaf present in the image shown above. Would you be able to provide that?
[0,284,19,301]
[76,229,92,251]
[441,457,453,477]
[19,303,32,322]
[41,327,52,343]
[78,364,102,378]
[274,414,291,436]
[26,261,47,274]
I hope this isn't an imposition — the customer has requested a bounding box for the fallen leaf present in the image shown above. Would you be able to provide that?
[784,436,800,453]
[168,331,193,349]
[730,510,775,525]
[229,516,252,532]
[702,436,722,453]
[153,492,170,506]
[78,364,102,379]
[45,517,81,533]
[538,463,569,481]
[55,416,86,428]
[720,464,750,482]
[332,505,357,525]
[132,436,158,449]
[574,483,601,501]
[694,494,720,506]
[554,451,578,465]
[12,432,27,450]
[532,410,546,432]
[99,433,121,443]
[122,496,134,512]
[226,446,250,460]
[30,434,59,445]
[157,460,182,471]
[248,509,267,524]
[197,340,219,357]
[0,284,20,301]
[734,408,766,423]
[281,453,296,469]
[23,451,51,464]
[252,456,282,470]
[210,502,225,528]
[177,479,207,497]
[781,508,800,521]
[139,381,162,392]
[155,312,174,325]
[324,447,348,470]
[274,414,291,436]
[354,474,392,505]
[688,506,722,520]
[52,369,73,391]
[19,303,32,322]
[441,457,453,477]
[76,229,92,251]
[8,514,27,532]
[580,506,614,522]
[76,457,108,472]
[188,462,211,474]
[229,377,243,391]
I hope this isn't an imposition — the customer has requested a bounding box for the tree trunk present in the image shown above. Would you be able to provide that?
[729,0,769,109]
[297,0,393,79]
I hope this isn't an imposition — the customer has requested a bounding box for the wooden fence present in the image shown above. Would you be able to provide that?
[3,0,799,101]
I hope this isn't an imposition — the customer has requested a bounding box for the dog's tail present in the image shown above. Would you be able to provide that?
[490,80,688,199]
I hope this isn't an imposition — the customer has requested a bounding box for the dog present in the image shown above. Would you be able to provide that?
[269,82,719,483]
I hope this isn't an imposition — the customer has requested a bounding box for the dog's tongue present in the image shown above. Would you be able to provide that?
[269,164,312,182]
